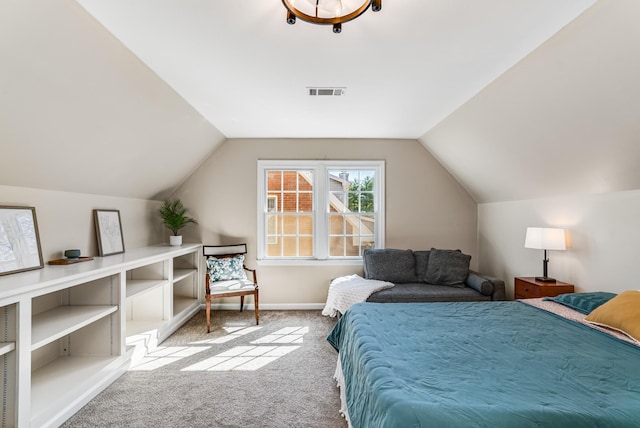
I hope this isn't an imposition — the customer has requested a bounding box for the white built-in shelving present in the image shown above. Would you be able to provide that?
[1,302,17,428]
[0,243,202,428]
[0,342,15,356]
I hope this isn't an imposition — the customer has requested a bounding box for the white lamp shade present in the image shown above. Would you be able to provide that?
[524,227,566,250]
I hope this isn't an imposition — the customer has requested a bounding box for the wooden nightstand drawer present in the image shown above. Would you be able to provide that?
[514,277,574,299]
[515,279,540,298]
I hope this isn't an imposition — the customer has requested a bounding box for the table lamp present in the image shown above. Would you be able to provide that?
[524,227,566,282]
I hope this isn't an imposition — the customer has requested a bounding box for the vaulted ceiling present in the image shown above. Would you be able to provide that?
[74,0,597,140]
[2,0,640,203]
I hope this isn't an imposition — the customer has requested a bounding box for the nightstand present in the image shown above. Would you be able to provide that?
[514,277,574,299]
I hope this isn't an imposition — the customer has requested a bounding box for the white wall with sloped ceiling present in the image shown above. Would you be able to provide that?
[0,0,225,201]
[419,0,640,204]
[419,0,640,297]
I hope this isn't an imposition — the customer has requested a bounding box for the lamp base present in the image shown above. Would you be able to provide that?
[535,276,557,283]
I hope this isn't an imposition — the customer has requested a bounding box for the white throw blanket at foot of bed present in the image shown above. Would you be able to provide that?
[322,274,394,317]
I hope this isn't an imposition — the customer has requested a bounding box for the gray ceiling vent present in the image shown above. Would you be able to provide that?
[308,87,345,96]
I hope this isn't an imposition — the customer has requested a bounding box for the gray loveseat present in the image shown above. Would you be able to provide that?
[363,248,505,302]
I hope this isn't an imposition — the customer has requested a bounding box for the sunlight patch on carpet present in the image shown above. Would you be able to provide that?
[181,345,300,371]
[130,325,310,372]
[191,326,263,344]
[180,327,308,372]
[129,346,210,371]
[251,326,308,344]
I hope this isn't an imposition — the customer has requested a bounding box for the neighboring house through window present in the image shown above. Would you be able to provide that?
[257,160,385,261]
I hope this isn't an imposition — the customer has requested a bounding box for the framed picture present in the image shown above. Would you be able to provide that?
[93,209,125,256]
[0,206,44,276]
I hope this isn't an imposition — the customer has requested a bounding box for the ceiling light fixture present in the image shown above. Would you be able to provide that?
[282,0,382,34]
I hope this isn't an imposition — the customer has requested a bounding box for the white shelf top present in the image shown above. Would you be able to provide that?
[0,243,202,301]
[126,279,169,299]
[32,305,118,350]
[0,341,15,356]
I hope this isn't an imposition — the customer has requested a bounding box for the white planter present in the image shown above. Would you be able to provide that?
[169,235,183,246]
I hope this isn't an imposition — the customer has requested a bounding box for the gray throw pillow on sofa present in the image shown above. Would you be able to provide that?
[413,250,430,282]
[363,249,417,283]
[424,248,471,287]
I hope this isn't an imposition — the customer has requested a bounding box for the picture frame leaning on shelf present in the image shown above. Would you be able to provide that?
[93,209,125,256]
[0,205,44,276]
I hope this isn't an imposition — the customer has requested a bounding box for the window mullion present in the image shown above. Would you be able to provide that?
[295,171,300,257]
[315,167,327,259]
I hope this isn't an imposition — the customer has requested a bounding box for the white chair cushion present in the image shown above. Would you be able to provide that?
[209,279,256,294]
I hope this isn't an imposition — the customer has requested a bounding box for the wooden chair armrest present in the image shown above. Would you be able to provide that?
[243,265,258,285]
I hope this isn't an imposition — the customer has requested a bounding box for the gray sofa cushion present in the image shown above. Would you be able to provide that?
[367,282,491,303]
[413,250,430,282]
[424,248,471,287]
[363,249,417,283]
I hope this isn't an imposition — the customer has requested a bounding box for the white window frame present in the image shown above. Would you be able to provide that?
[266,195,278,244]
[257,160,385,263]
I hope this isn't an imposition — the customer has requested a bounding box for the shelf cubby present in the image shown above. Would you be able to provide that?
[125,257,170,343]
[31,305,118,351]
[0,302,17,428]
[126,260,167,298]
[30,275,121,426]
[30,354,124,428]
[172,253,199,319]
[0,304,16,357]
[173,268,195,283]
[126,279,168,299]
[173,252,198,271]
[173,294,198,317]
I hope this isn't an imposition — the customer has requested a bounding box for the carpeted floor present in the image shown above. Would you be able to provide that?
[62,310,347,428]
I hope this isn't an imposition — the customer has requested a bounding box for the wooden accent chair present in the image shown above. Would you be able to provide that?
[203,244,259,333]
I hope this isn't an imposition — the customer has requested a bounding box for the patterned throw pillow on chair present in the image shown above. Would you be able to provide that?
[206,255,247,281]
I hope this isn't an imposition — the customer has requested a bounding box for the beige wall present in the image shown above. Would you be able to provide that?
[0,185,163,262]
[478,189,640,299]
[176,138,478,307]
[420,0,640,205]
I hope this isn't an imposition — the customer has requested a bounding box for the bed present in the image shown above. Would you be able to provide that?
[327,297,640,427]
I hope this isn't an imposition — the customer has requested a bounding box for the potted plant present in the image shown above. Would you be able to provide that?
[158,199,198,246]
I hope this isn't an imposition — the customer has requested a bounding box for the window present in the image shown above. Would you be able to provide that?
[258,160,385,261]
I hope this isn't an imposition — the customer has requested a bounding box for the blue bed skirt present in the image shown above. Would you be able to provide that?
[327,301,640,428]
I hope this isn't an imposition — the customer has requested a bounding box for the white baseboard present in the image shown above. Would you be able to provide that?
[202,303,325,311]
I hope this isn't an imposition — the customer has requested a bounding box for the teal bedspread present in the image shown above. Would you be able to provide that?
[327,301,640,428]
